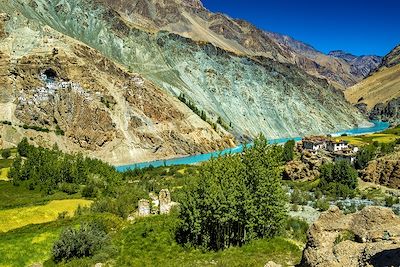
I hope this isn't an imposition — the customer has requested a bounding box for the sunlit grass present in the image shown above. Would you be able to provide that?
[0,168,9,181]
[0,199,92,233]
[0,222,63,267]
[335,133,399,146]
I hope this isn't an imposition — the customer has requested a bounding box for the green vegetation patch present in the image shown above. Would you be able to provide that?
[0,222,64,267]
[0,181,82,210]
[0,199,92,233]
[114,215,302,267]
[334,230,356,245]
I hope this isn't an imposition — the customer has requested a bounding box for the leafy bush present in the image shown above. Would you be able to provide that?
[1,149,11,159]
[55,125,65,136]
[284,218,309,243]
[52,221,109,263]
[315,199,330,211]
[385,196,399,207]
[334,230,355,245]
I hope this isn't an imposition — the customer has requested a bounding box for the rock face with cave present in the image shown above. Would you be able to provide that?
[300,206,400,267]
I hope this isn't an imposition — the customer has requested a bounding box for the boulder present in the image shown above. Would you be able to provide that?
[300,206,400,267]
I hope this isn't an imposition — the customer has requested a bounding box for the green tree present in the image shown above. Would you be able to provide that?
[355,144,376,169]
[1,149,11,159]
[177,135,287,251]
[17,137,30,157]
[319,161,358,197]
[282,140,295,162]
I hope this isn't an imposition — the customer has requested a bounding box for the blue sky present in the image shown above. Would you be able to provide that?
[201,0,399,56]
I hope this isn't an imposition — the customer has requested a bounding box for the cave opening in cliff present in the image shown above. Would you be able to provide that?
[43,68,58,82]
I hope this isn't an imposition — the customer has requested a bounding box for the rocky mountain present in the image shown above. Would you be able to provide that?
[328,50,382,77]
[345,44,400,123]
[91,0,379,89]
[301,206,400,267]
[0,0,368,164]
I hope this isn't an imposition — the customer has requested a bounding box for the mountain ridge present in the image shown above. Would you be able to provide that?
[0,0,369,164]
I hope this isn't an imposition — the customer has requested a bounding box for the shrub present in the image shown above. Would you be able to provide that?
[334,230,355,245]
[59,183,80,195]
[1,149,11,159]
[315,199,330,211]
[385,196,399,207]
[55,125,65,136]
[82,184,97,198]
[17,137,30,157]
[52,221,108,263]
[285,218,309,242]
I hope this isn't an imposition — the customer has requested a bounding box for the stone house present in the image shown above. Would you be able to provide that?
[302,136,328,151]
[327,140,349,152]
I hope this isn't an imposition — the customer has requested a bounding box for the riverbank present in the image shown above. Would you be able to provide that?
[116,121,390,171]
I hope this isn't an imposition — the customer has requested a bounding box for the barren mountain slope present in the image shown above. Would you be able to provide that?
[0,0,368,164]
[0,12,233,165]
[346,45,400,113]
[95,0,380,89]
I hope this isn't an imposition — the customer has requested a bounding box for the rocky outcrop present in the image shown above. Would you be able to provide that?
[300,206,400,267]
[284,150,330,181]
[377,44,400,70]
[361,152,400,189]
[369,97,400,123]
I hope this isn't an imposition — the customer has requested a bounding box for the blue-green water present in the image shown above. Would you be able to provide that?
[115,121,390,171]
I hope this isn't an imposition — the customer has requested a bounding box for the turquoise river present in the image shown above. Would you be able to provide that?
[116,121,390,171]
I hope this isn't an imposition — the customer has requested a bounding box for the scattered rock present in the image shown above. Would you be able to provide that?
[300,206,400,267]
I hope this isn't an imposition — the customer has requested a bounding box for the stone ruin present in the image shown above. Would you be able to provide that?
[137,189,177,217]
[138,199,150,217]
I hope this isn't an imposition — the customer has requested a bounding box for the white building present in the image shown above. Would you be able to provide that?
[327,140,349,152]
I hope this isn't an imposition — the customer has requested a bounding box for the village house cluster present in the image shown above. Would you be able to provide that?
[301,136,359,164]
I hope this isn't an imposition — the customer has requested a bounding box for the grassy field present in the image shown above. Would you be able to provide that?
[335,133,399,146]
[0,199,92,233]
[114,215,303,267]
[0,181,84,210]
[0,168,9,181]
[0,222,64,267]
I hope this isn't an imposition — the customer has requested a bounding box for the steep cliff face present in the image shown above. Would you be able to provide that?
[0,0,368,164]
[91,0,378,89]
[346,44,400,123]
